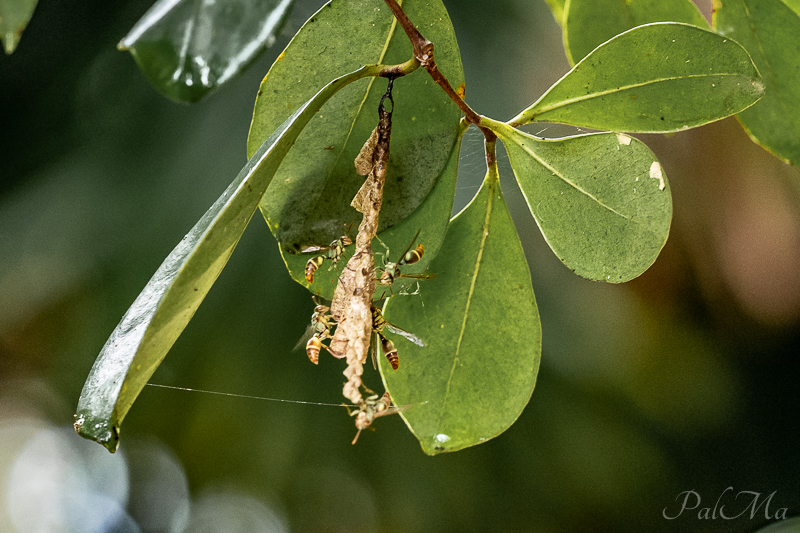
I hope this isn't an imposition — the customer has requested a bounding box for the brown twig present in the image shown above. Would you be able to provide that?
[383,0,496,142]
[485,136,498,170]
[383,0,430,55]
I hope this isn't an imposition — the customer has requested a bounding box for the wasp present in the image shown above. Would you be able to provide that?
[298,234,353,284]
[370,305,424,370]
[288,226,353,284]
[349,391,410,444]
[294,297,336,364]
[376,229,436,291]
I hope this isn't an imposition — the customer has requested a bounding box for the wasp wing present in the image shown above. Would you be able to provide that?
[384,323,425,347]
[374,403,412,419]
[293,325,316,351]
[298,244,331,254]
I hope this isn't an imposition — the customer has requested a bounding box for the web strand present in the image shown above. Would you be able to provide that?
[146,383,346,408]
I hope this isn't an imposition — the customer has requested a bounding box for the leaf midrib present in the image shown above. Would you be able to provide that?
[502,128,633,221]
[328,13,399,176]
[436,176,496,434]
[290,5,401,238]
[532,72,754,118]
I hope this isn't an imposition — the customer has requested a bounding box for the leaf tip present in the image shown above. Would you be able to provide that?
[73,412,120,453]
[419,432,459,455]
[2,31,21,54]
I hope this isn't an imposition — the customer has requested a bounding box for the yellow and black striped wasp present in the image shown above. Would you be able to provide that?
[370,305,424,371]
[294,297,336,364]
[349,391,411,444]
[376,229,436,294]
[298,234,353,284]
[287,225,354,284]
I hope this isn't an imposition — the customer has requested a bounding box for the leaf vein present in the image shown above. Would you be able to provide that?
[330,15,399,172]
[516,140,632,220]
[437,179,495,430]
[533,72,752,117]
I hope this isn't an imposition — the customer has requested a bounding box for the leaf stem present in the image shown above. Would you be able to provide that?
[485,137,498,180]
[376,57,420,79]
[383,0,496,142]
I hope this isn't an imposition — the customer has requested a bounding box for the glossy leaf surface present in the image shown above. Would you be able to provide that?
[119,0,295,103]
[714,0,800,166]
[562,0,708,65]
[283,123,467,301]
[248,0,464,252]
[74,69,371,452]
[487,119,672,282]
[509,23,764,133]
[382,158,541,455]
[0,0,38,54]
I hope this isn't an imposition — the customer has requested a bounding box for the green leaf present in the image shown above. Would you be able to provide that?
[509,23,765,134]
[543,0,567,26]
[0,0,38,54]
[74,68,372,452]
[786,0,800,16]
[281,122,467,301]
[713,0,800,166]
[381,152,541,455]
[562,0,708,65]
[119,0,295,103]
[751,516,800,533]
[485,118,672,282]
[248,0,464,253]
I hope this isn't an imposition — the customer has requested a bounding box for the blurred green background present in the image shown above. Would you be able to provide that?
[1,0,799,531]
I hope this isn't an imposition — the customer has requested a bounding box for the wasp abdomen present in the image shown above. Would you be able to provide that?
[381,335,399,370]
[306,335,321,364]
[403,244,425,265]
[305,256,325,283]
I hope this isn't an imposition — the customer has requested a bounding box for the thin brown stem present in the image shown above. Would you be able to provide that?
[383,0,430,55]
[485,137,498,171]
[383,0,496,142]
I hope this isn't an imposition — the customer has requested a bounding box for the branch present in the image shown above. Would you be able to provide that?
[383,0,496,142]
